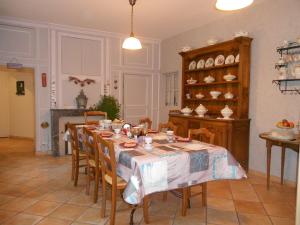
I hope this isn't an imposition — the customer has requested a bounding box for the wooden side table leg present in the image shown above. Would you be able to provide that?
[266,141,272,190]
[281,146,286,185]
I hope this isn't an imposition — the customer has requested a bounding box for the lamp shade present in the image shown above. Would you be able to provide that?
[122,36,142,50]
[216,0,253,11]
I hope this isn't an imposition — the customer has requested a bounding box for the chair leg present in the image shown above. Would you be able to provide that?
[71,154,75,181]
[101,176,106,218]
[93,169,99,203]
[182,187,188,216]
[202,183,207,207]
[143,195,150,224]
[74,158,79,186]
[110,185,117,225]
[86,163,91,195]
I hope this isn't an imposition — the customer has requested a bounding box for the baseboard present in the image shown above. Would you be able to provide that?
[9,136,34,141]
[248,169,296,187]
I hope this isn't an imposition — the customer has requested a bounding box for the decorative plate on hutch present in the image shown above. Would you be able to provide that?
[215,55,225,66]
[197,59,205,69]
[235,54,240,63]
[205,58,214,68]
[225,55,235,64]
[189,61,197,70]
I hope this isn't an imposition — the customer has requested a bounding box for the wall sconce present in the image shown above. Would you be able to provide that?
[114,80,118,90]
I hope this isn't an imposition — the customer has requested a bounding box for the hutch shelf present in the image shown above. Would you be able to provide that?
[169,37,252,170]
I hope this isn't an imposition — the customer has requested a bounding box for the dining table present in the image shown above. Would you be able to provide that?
[74,124,247,223]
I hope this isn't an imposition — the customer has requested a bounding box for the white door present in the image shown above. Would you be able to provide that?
[0,71,10,137]
[123,73,152,124]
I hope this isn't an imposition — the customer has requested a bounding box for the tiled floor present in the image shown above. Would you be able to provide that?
[0,138,296,225]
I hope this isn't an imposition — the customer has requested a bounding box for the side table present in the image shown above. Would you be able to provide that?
[259,132,300,189]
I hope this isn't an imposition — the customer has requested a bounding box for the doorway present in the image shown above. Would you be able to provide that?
[0,66,35,141]
[122,73,152,124]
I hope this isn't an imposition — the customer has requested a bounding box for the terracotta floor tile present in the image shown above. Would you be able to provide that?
[0,195,16,206]
[42,190,77,203]
[3,213,43,225]
[0,210,17,224]
[0,197,38,212]
[76,207,108,224]
[37,217,73,225]
[263,203,295,218]
[49,203,87,221]
[207,208,239,225]
[68,193,94,207]
[207,197,235,212]
[234,200,266,215]
[174,207,206,225]
[270,216,295,225]
[25,200,62,216]
[238,213,272,225]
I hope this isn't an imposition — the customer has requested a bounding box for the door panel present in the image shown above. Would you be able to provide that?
[123,73,151,124]
[0,72,10,137]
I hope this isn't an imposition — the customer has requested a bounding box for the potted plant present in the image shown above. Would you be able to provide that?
[92,95,120,120]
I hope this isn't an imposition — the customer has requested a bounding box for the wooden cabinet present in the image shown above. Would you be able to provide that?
[169,37,252,170]
[169,114,250,170]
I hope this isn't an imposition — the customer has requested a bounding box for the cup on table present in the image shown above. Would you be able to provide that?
[114,128,121,138]
[144,136,152,145]
[166,130,174,143]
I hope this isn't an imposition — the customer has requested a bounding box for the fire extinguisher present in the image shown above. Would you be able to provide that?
[41,73,47,87]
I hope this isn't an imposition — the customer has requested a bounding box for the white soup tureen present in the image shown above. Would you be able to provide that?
[195,104,208,117]
[181,106,192,116]
[224,92,234,99]
[204,75,215,83]
[221,105,233,119]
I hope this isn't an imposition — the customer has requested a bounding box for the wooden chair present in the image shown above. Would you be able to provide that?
[182,128,215,216]
[139,117,152,129]
[84,111,107,125]
[82,127,102,203]
[158,121,178,135]
[96,136,150,225]
[68,123,87,186]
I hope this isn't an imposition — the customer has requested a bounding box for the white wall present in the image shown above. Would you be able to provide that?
[160,0,300,181]
[0,71,10,137]
[0,17,160,152]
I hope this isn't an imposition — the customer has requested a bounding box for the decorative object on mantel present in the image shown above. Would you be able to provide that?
[91,95,120,120]
[122,0,142,50]
[68,76,95,87]
[272,39,300,94]
[76,89,88,109]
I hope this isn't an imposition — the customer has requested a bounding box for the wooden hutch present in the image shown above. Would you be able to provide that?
[169,37,252,170]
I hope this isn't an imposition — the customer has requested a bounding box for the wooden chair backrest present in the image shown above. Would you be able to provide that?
[84,111,107,125]
[83,127,99,168]
[158,121,178,135]
[96,135,117,184]
[188,128,215,144]
[68,123,80,156]
[139,117,152,129]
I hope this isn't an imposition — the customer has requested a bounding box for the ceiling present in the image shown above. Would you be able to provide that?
[0,0,265,39]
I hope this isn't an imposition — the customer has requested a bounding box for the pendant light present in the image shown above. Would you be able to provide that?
[216,0,253,11]
[122,0,142,50]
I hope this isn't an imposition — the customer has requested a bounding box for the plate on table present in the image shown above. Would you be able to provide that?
[119,141,138,148]
[225,55,235,64]
[175,136,191,142]
[188,61,197,70]
[99,131,114,138]
[148,129,159,134]
[235,54,240,63]
[197,59,205,69]
[215,55,225,66]
[205,58,214,68]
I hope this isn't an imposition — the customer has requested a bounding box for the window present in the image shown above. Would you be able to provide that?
[164,71,179,106]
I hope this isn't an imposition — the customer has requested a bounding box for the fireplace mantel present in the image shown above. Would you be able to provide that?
[50,109,88,156]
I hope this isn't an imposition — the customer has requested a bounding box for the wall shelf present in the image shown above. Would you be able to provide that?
[272,79,300,94]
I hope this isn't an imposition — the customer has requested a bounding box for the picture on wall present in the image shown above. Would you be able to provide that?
[16,81,25,95]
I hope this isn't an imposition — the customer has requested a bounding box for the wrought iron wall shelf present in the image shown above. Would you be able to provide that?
[272,79,300,94]
[277,42,300,56]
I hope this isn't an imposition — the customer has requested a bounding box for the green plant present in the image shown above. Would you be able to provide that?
[93,95,120,120]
